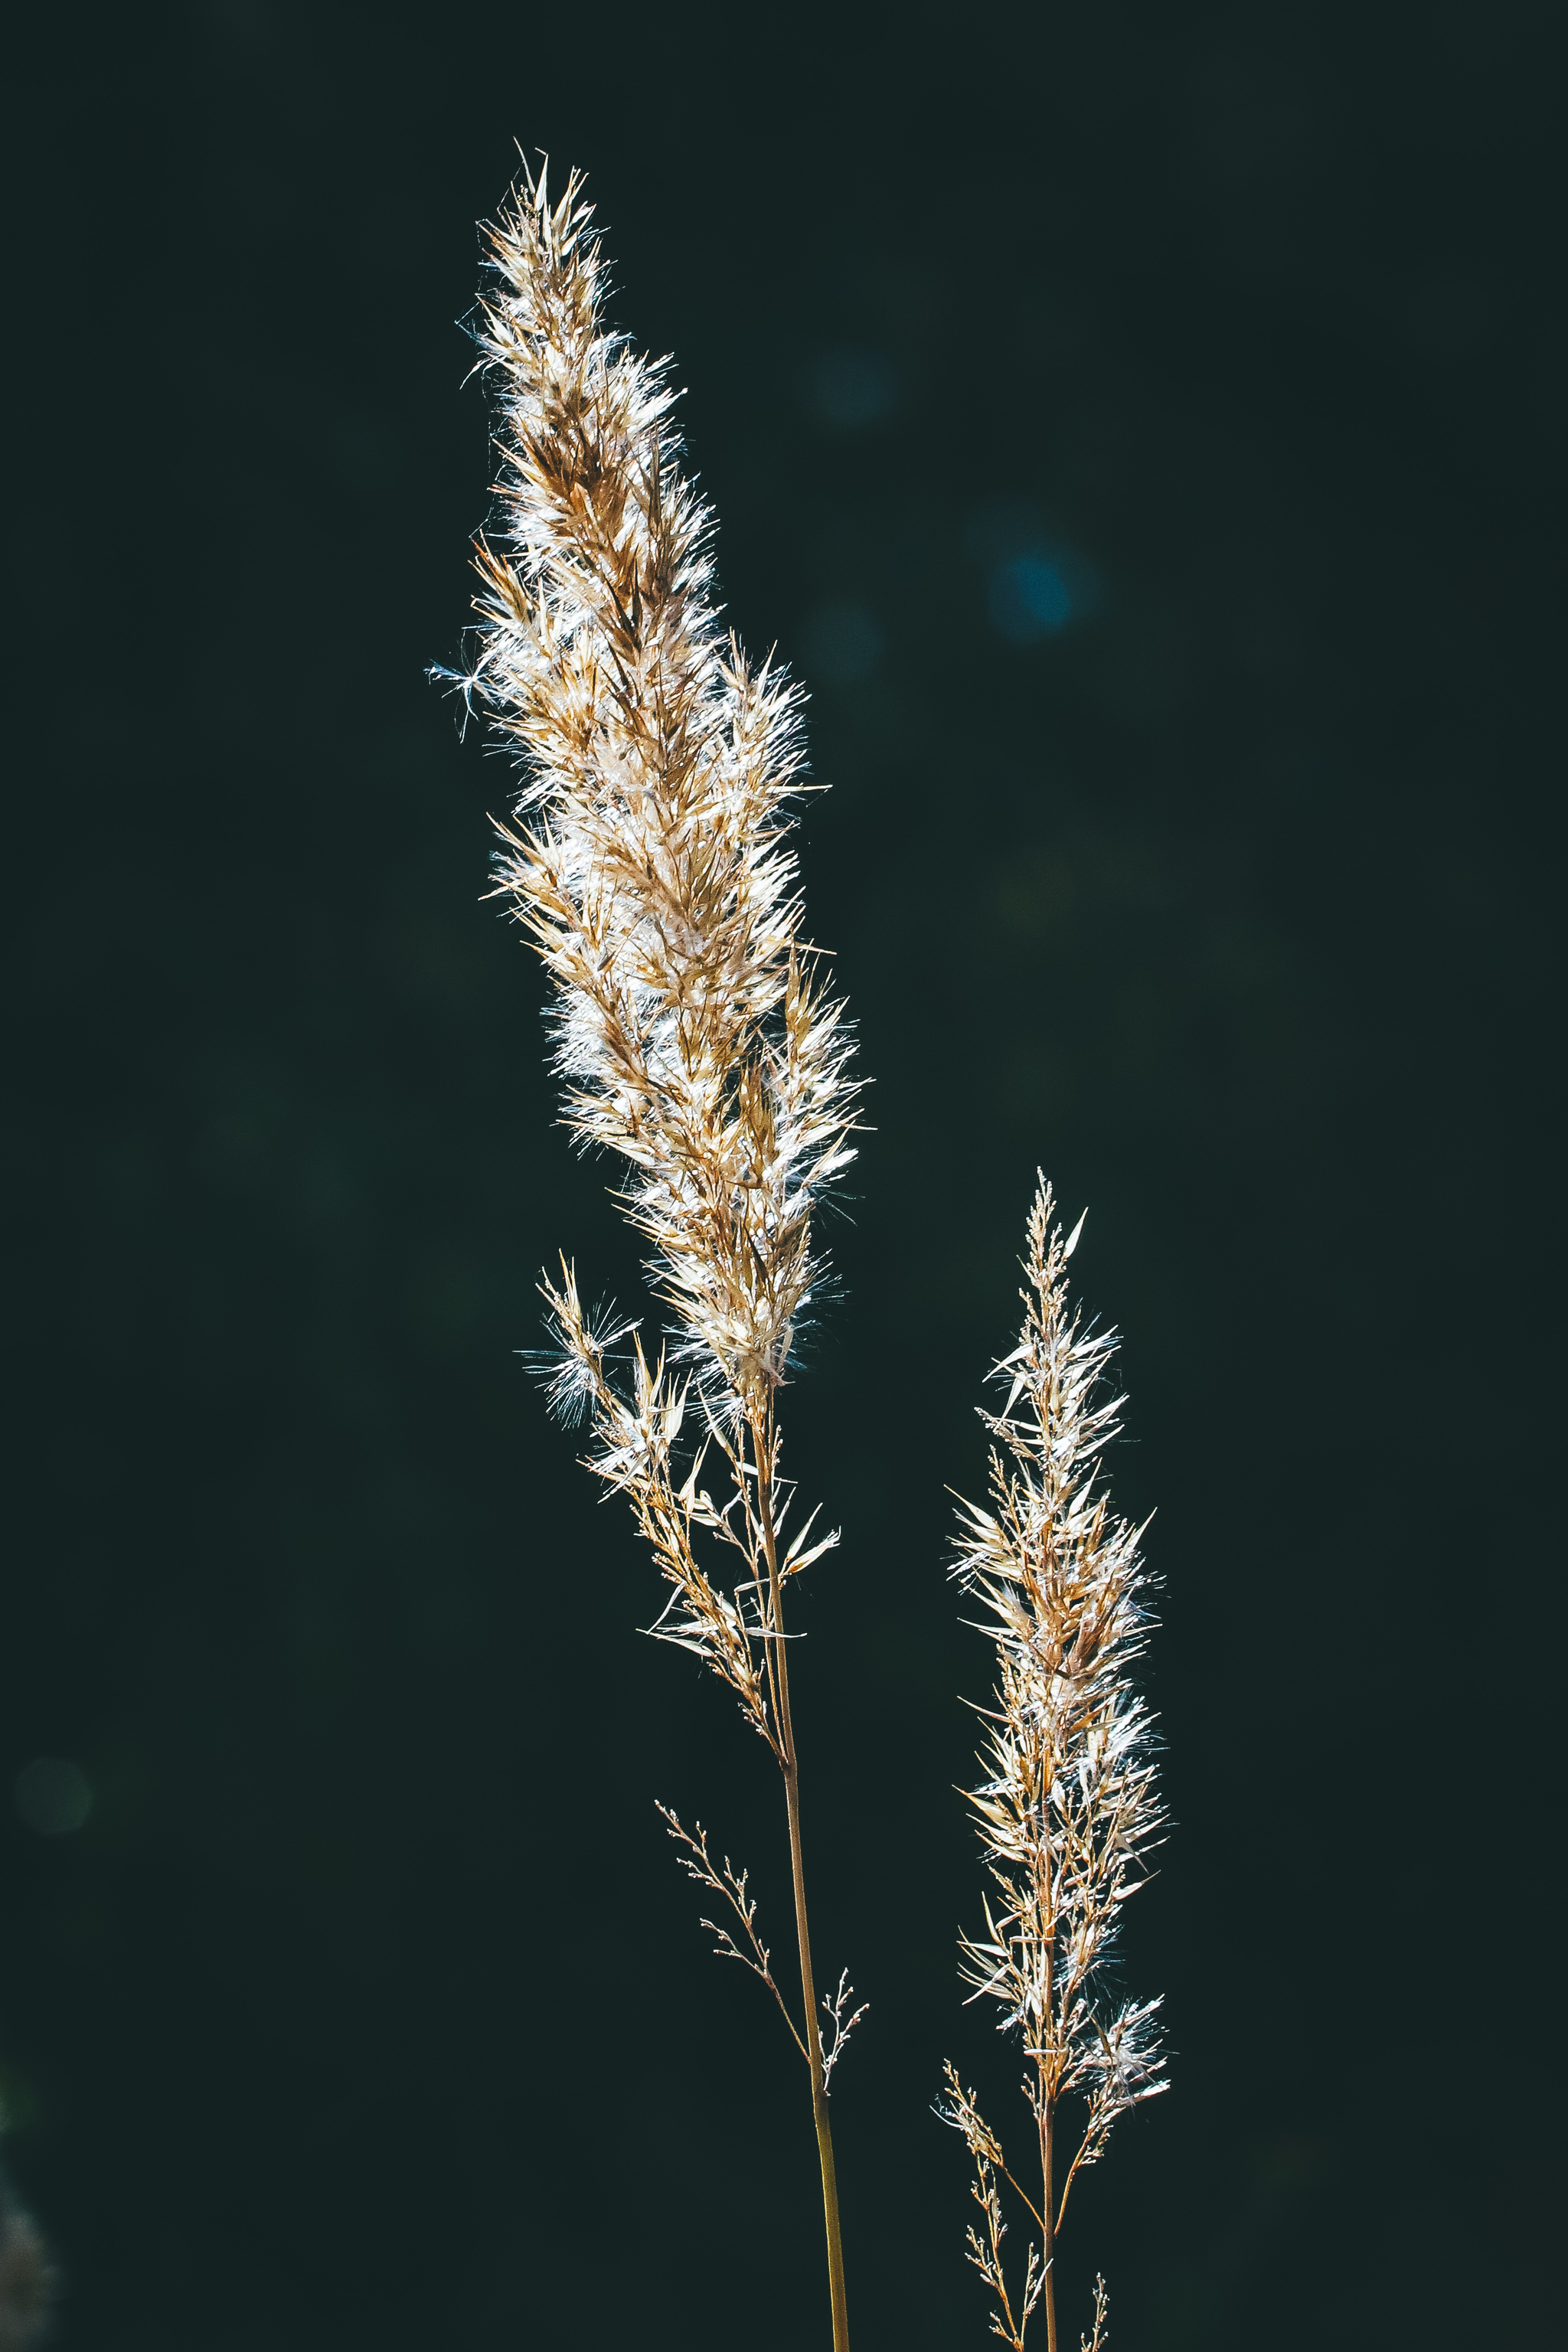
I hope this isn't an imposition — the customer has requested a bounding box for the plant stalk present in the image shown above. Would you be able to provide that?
[756,1423,851,2352]
[1040,2089,1057,2352]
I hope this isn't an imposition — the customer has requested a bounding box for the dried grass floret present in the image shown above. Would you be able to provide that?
[819,1970,869,2093]
[656,1805,809,2059]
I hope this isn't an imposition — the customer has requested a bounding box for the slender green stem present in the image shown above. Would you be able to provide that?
[755,1416,851,2352]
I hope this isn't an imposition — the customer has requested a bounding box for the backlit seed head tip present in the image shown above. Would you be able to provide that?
[459,165,860,1421]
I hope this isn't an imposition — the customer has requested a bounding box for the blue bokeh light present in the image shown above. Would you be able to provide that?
[991,554,1076,642]
[969,504,1104,646]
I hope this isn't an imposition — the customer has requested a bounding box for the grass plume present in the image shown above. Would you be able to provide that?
[448,161,861,2350]
[940,1181,1167,2352]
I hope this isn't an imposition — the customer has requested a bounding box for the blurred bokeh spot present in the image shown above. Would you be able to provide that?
[991,553,1074,641]
[12,1761,93,1838]
[969,504,1103,644]
[0,2187,54,2352]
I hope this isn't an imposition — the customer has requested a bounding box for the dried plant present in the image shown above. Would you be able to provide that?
[939,1180,1167,2352]
[445,162,861,2349]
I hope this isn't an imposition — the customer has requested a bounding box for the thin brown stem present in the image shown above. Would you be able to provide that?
[1039,2060,1058,2352]
[1036,1825,1059,2352]
[1055,2125,1092,2236]
[758,1539,785,1741]
[998,2160,1049,2246]
[755,1410,851,2352]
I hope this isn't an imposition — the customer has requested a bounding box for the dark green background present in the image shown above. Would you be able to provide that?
[6,2,1561,2345]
